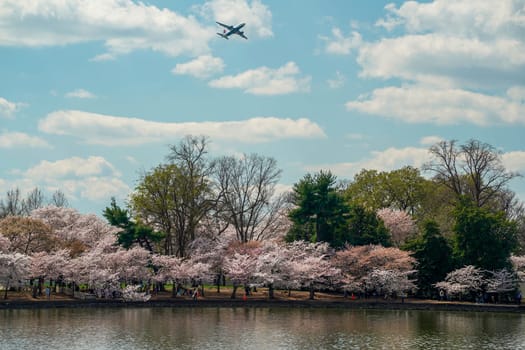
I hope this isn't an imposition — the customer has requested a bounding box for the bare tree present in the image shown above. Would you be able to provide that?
[0,188,25,218]
[50,190,69,208]
[424,139,521,208]
[215,153,284,242]
[24,187,45,214]
[165,135,218,256]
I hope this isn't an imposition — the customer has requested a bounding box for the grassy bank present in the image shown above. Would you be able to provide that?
[1,287,524,313]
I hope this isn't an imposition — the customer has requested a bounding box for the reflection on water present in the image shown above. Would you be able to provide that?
[1,307,524,349]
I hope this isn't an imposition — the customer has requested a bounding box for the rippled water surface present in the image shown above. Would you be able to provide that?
[1,307,524,349]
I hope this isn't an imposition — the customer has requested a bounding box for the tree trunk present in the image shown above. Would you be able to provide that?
[3,280,9,300]
[231,284,238,299]
[216,273,221,293]
[38,277,44,296]
[268,284,274,299]
[309,284,315,300]
[172,282,179,298]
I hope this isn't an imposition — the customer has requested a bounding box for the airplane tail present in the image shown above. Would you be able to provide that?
[217,33,229,40]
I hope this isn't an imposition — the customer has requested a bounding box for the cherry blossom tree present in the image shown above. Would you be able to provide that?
[223,251,258,298]
[287,255,340,300]
[152,254,212,297]
[511,255,525,281]
[188,228,235,293]
[31,206,119,255]
[435,265,485,300]
[363,269,416,299]
[151,254,183,296]
[281,241,340,299]
[333,245,416,295]
[254,240,289,299]
[0,234,9,252]
[65,248,117,297]
[178,258,213,297]
[105,246,152,285]
[0,252,31,299]
[30,249,70,282]
[122,285,151,302]
[30,249,70,296]
[377,208,417,246]
[485,269,518,296]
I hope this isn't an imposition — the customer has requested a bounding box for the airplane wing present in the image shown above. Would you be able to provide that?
[216,21,233,30]
[237,32,248,40]
[217,33,229,40]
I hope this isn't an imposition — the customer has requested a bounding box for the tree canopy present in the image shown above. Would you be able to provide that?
[286,171,349,246]
[453,197,518,270]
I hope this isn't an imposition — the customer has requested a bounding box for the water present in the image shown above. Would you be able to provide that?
[1,307,524,349]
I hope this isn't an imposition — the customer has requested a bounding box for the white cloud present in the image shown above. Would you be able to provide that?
[38,110,325,146]
[24,156,121,180]
[357,34,525,88]
[65,88,96,99]
[0,131,51,149]
[0,97,23,118]
[172,55,225,79]
[346,85,525,125]
[327,71,345,89]
[209,61,311,95]
[77,177,130,201]
[321,28,362,55]
[306,146,430,180]
[508,86,525,102]
[348,1,525,127]
[420,136,443,146]
[359,1,525,89]
[0,0,213,59]
[4,156,130,203]
[273,183,293,199]
[502,151,525,173]
[377,0,525,38]
[195,0,273,38]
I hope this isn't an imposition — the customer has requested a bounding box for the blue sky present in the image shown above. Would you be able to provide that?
[1,0,525,215]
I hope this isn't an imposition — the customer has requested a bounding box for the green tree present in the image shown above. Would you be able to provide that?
[403,221,453,297]
[286,171,349,246]
[131,136,217,257]
[344,166,429,215]
[345,205,391,246]
[453,197,518,270]
[344,169,387,211]
[103,198,163,252]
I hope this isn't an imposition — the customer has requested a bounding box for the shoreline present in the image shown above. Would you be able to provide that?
[1,298,524,313]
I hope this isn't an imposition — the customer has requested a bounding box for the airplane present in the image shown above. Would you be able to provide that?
[216,21,248,40]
